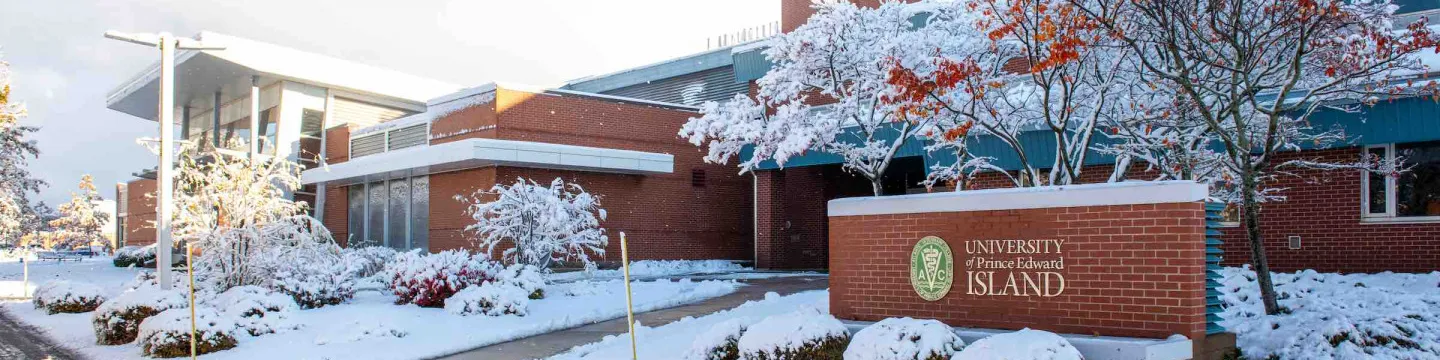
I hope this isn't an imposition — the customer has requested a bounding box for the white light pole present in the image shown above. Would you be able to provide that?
[105,31,224,290]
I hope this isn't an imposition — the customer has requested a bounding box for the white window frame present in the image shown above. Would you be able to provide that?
[1360,143,1440,224]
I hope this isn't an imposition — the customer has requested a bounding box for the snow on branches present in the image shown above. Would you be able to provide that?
[458,177,608,269]
[49,174,110,249]
[0,56,44,245]
[681,1,953,195]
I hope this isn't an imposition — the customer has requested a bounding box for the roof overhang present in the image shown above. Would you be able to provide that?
[106,31,458,122]
[301,138,674,186]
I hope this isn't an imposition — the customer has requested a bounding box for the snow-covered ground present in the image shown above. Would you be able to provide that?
[1218,266,1440,360]
[0,257,135,298]
[551,290,831,359]
[2,258,744,359]
[548,260,755,282]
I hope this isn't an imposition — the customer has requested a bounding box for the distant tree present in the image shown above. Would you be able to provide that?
[50,175,109,249]
[0,54,45,245]
[458,177,608,270]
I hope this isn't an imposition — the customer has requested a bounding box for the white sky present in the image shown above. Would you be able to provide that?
[0,0,778,207]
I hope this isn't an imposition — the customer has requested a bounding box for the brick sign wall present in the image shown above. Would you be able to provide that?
[828,181,1210,343]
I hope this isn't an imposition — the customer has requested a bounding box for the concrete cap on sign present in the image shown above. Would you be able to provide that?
[828,181,1209,217]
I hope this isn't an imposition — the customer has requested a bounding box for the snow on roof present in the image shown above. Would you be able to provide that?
[193,32,460,103]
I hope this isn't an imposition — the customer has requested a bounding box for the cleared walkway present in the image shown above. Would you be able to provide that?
[432,275,829,360]
[0,307,81,360]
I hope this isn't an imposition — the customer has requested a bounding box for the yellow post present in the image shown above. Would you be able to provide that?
[186,242,197,360]
[620,232,637,360]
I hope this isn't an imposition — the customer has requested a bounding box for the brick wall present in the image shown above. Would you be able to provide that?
[829,202,1209,341]
[123,178,157,247]
[1214,148,1440,273]
[323,86,754,263]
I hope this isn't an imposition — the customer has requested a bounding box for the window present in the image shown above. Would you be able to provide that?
[347,176,430,251]
[1362,142,1440,221]
[298,109,323,166]
[691,169,706,188]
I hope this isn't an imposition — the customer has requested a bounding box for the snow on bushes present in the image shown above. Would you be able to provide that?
[137,307,238,358]
[32,280,106,314]
[497,263,547,299]
[737,307,850,360]
[271,248,354,309]
[385,249,499,308]
[458,177,608,269]
[445,281,530,316]
[209,285,300,336]
[91,286,188,345]
[952,328,1081,360]
[684,318,748,360]
[843,318,965,360]
[1219,266,1440,359]
[343,245,398,279]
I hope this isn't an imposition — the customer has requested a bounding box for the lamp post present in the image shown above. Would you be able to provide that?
[104,31,224,290]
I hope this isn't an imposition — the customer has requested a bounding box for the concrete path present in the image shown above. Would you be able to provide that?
[0,308,81,360]
[432,275,829,360]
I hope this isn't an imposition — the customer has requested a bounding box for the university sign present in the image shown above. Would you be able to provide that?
[828,181,1227,359]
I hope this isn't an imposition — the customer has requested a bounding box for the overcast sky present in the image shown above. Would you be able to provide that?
[0,0,777,207]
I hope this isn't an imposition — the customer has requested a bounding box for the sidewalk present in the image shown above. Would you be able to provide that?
[0,307,82,360]
[432,275,829,360]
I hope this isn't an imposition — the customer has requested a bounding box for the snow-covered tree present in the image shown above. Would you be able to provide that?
[49,175,109,249]
[458,177,607,269]
[0,54,45,245]
[172,144,339,291]
[681,1,959,195]
[883,0,1143,188]
[1068,0,1440,314]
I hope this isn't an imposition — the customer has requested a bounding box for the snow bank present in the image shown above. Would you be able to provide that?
[844,317,965,360]
[952,328,1082,360]
[1219,266,1440,359]
[91,286,189,345]
[737,307,850,359]
[550,260,747,282]
[554,290,830,360]
[33,280,107,314]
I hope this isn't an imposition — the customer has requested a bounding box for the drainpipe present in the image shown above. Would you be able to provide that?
[752,172,758,266]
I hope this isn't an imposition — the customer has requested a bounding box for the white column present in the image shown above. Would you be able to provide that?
[249,75,260,157]
[156,34,176,290]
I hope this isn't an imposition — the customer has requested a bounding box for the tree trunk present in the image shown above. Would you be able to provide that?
[870,178,884,197]
[1240,168,1282,315]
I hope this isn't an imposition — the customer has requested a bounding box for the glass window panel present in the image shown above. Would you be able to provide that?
[301,109,325,138]
[388,180,410,250]
[368,182,387,248]
[258,108,277,155]
[348,185,366,247]
[1368,147,1388,214]
[411,177,429,253]
[1396,141,1440,217]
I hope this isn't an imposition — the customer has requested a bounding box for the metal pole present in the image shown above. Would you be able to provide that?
[249,75,259,157]
[21,257,28,298]
[157,34,176,290]
[621,232,636,359]
[187,241,197,359]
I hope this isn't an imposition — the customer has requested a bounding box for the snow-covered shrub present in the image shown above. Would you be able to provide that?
[684,318,749,360]
[1219,266,1440,359]
[91,288,187,345]
[386,249,499,308]
[496,263,547,299]
[445,281,530,316]
[343,245,398,279]
[137,307,238,358]
[458,177,608,269]
[112,245,155,267]
[209,285,299,336]
[271,245,354,309]
[737,308,850,360]
[843,318,965,360]
[952,328,1081,360]
[33,280,106,314]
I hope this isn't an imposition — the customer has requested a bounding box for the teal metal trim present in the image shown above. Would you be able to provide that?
[748,123,930,170]
[733,48,772,84]
[1204,202,1228,335]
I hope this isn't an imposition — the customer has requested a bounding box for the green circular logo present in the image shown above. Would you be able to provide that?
[910,236,954,301]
